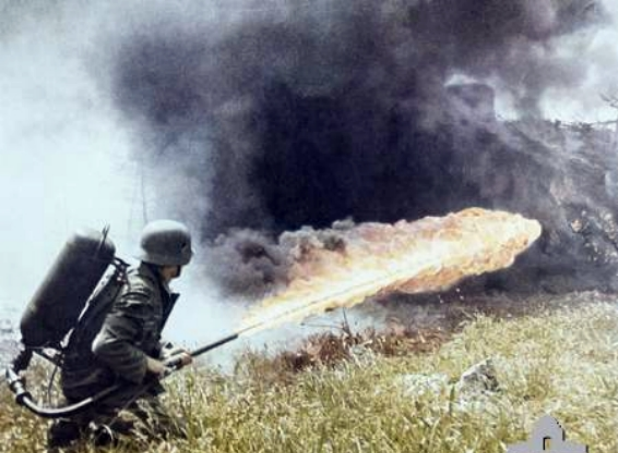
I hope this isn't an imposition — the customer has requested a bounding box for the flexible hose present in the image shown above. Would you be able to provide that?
[5,365,120,419]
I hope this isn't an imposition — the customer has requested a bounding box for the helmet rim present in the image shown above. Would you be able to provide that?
[137,220,193,266]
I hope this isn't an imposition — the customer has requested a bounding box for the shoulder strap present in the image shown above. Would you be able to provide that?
[61,260,129,366]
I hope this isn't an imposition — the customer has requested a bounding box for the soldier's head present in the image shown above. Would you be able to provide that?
[137,220,193,282]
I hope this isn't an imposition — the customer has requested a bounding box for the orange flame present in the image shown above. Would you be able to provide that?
[240,208,541,333]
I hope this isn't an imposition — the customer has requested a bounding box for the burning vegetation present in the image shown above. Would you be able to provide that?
[262,324,451,375]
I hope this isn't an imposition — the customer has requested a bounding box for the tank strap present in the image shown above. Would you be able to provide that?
[60,257,130,357]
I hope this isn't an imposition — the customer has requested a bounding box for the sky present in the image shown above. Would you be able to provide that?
[0,1,229,344]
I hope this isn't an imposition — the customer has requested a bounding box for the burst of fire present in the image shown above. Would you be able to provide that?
[240,208,542,335]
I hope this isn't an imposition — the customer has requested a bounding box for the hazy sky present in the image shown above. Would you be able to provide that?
[0,1,229,343]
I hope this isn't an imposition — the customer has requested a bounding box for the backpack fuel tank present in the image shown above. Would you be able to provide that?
[19,228,116,348]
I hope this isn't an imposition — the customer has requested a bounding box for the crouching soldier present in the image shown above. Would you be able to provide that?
[47,220,194,449]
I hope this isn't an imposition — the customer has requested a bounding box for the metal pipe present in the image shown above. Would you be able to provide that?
[188,332,240,358]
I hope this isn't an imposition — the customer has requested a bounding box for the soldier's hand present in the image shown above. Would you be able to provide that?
[146,357,171,376]
[164,351,193,370]
[160,342,193,369]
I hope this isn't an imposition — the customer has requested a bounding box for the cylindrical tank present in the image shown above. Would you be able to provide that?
[20,229,116,348]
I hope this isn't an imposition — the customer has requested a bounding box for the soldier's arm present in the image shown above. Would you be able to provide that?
[92,288,156,384]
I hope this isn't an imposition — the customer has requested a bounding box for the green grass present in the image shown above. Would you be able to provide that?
[3,296,618,452]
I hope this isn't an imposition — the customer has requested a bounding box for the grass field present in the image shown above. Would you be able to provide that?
[2,291,618,452]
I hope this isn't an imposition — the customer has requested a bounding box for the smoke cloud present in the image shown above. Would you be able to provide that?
[90,0,612,295]
[102,1,607,227]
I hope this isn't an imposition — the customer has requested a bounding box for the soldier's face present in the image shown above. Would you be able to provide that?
[160,265,182,282]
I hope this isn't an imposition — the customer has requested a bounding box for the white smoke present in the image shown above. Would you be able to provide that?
[538,3,618,122]
[444,1,618,122]
[0,1,238,345]
[0,3,131,306]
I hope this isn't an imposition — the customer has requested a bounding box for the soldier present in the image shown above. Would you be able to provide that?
[47,219,194,449]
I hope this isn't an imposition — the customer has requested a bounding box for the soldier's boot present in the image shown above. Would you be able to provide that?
[89,417,135,447]
[90,423,117,447]
[47,418,83,450]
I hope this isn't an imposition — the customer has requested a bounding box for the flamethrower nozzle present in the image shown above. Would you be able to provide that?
[5,366,32,406]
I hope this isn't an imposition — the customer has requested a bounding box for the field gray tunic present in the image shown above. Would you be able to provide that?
[61,263,177,402]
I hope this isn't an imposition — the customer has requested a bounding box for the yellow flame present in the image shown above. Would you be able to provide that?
[240,208,541,334]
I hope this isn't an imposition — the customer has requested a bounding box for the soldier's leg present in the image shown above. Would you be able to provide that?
[86,384,144,446]
[85,384,187,445]
[46,393,104,450]
[51,381,154,447]
[53,384,185,445]
[123,393,187,440]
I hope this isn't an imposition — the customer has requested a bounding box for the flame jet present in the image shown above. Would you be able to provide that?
[241,208,542,334]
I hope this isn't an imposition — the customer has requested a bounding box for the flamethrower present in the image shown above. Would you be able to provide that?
[4,292,348,420]
[4,208,542,419]
[4,289,352,420]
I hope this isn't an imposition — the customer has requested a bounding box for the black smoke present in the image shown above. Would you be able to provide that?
[106,0,613,294]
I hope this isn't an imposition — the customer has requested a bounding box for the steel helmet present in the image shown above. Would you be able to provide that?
[137,220,193,266]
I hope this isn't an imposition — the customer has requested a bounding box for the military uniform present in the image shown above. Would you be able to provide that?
[48,263,182,448]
